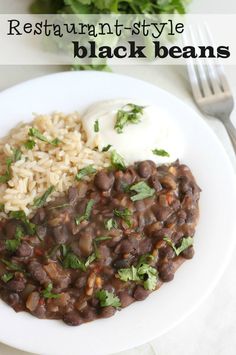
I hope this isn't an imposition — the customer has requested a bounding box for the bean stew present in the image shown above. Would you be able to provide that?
[0,160,200,326]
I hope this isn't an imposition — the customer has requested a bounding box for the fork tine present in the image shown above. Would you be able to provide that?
[204,25,232,94]
[197,26,221,95]
[188,26,212,98]
[182,31,203,101]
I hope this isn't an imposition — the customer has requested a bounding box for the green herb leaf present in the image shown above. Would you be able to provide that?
[0,204,5,212]
[33,186,55,208]
[1,273,14,283]
[12,148,22,162]
[48,203,70,210]
[94,120,99,132]
[42,283,61,299]
[63,252,86,271]
[104,218,117,231]
[0,258,23,271]
[9,211,36,236]
[5,226,24,253]
[96,289,121,308]
[110,150,126,171]
[75,165,96,181]
[84,252,96,268]
[115,103,145,134]
[75,199,95,225]
[29,128,60,146]
[118,253,157,291]
[114,208,132,228]
[130,181,155,202]
[24,139,36,150]
[152,149,170,157]
[102,144,112,152]
[94,235,112,242]
[163,236,194,256]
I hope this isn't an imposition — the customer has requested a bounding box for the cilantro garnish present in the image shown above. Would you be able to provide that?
[75,199,95,225]
[152,149,170,157]
[130,181,155,201]
[96,289,121,308]
[42,283,60,299]
[163,236,193,256]
[33,186,55,208]
[117,254,158,291]
[110,150,126,171]
[75,165,96,181]
[115,104,145,134]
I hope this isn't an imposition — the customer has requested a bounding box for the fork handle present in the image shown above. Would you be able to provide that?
[223,119,236,155]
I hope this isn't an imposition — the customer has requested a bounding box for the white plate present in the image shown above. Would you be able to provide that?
[0,71,235,355]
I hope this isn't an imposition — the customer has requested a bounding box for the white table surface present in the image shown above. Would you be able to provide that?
[0,1,236,355]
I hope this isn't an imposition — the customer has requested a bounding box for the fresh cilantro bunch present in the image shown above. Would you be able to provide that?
[30,0,188,15]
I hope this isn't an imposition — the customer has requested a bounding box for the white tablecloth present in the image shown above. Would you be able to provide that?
[0,0,236,354]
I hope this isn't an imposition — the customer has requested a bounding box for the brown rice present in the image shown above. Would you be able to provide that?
[0,112,110,216]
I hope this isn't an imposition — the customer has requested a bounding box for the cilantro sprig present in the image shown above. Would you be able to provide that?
[130,181,155,202]
[75,165,96,181]
[28,127,60,146]
[110,150,126,171]
[118,254,158,291]
[0,148,22,184]
[115,103,145,134]
[33,186,55,208]
[9,211,36,235]
[114,208,132,228]
[5,226,24,253]
[152,149,170,157]
[163,236,193,256]
[96,289,121,308]
[1,273,14,283]
[42,283,60,299]
[75,199,95,225]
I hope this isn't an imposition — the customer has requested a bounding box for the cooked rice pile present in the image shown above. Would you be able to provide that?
[0,112,110,215]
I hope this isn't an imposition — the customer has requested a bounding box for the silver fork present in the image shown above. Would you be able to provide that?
[184,26,236,154]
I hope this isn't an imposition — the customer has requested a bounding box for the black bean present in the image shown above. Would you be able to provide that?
[99,306,116,318]
[8,293,20,307]
[181,246,194,259]
[32,304,47,319]
[36,225,47,240]
[133,285,150,301]
[138,161,152,178]
[159,261,175,282]
[119,291,134,308]
[94,171,114,191]
[75,276,87,289]
[4,221,18,239]
[151,227,172,241]
[16,242,33,257]
[28,261,50,285]
[53,225,69,244]
[113,258,130,269]
[63,311,83,326]
[31,208,46,224]
[78,230,93,256]
[7,278,26,293]
[80,307,96,322]
[149,175,162,192]
[153,206,172,222]
[158,246,175,260]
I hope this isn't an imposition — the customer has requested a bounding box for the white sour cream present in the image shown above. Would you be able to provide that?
[81,99,184,165]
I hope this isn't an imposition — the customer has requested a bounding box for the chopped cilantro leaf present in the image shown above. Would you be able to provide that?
[163,236,193,256]
[75,199,95,225]
[33,186,55,208]
[1,273,14,283]
[75,165,96,181]
[130,181,155,202]
[96,289,121,308]
[114,208,132,228]
[104,218,117,231]
[110,150,126,171]
[152,149,170,157]
[115,104,145,133]
[94,120,99,132]
[42,283,60,299]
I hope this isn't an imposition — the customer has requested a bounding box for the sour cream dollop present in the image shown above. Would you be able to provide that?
[81,99,184,165]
